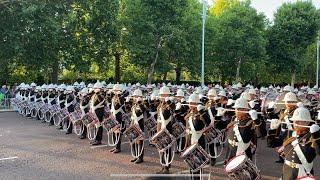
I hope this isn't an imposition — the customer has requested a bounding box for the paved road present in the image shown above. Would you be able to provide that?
[0,112,319,180]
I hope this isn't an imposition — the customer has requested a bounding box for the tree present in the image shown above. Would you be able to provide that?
[267,1,320,86]
[209,0,239,16]
[207,1,267,83]
[122,0,188,84]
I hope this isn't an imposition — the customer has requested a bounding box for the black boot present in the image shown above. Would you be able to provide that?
[162,167,170,174]
[91,141,101,146]
[210,158,216,166]
[113,148,121,153]
[135,157,143,164]
[130,158,138,162]
[156,167,164,174]
[109,148,116,152]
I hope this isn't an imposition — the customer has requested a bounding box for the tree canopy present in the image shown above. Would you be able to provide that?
[0,0,319,86]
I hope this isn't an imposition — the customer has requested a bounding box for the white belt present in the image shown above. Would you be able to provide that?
[285,160,303,169]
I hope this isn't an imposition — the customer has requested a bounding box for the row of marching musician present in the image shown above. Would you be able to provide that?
[12,82,320,180]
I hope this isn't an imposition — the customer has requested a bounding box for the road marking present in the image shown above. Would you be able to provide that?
[0,156,18,161]
[110,174,211,177]
[90,144,109,149]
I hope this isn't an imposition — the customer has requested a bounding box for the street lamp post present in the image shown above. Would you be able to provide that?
[317,39,320,88]
[201,0,207,87]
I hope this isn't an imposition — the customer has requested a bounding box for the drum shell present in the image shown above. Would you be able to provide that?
[124,124,143,143]
[225,154,261,180]
[151,129,175,152]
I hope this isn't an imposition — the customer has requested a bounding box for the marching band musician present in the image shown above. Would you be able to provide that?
[47,84,57,126]
[225,97,262,162]
[41,84,49,105]
[90,81,106,146]
[56,84,67,129]
[64,85,76,134]
[156,86,175,174]
[174,89,188,152]
[267,92,298,163]
[269,106,320,179]
[109,84,126,153]
[185,93,210,178]
[129,89,147,164]
[78,87,90,139]
[28,83,37,103]
[247,89,267,139]
[146,91,160,147]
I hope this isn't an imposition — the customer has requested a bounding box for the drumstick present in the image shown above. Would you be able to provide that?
[266,119,312,128]
[222,108,263,114]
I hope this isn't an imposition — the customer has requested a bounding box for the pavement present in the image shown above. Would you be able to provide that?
[0,112,319,180]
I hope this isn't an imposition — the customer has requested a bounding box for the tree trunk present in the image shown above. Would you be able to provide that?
[51,60,59,84]
[291,70,296,87]
[175,67,181,84]
[114,52,121,83]
[235,58,242,82]
[147,38,163,84]
[162,72,167,81]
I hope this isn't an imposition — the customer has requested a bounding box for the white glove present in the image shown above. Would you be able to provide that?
[214,97,220,101]
[249,100,256,109]
[227,99,234,106]
[296,102,304,108]
[125,97,130,102]
[165,97,170,102]
[268,101,275,109]
[199,94,204,99]
[270,119,280,130]
[197,105,204,111]
[150,94,156,101]
[310,124,320,134]
[175,102,182,110]
[216,107,226,116]
[249,110,258,120]
[181,98,185,103]
[136,97,142,102]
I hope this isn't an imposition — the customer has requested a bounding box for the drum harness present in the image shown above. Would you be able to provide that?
[129,105,144,159]
[158,108,175,167]
[282,133,314,178]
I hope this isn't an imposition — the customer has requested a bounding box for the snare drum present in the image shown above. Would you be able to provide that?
[102,116,120,133]
[225,154,261,180]
[124,124,143,143]
[144,116,157,132]
[70,110,82,124]
[82,112,98,127]
[171,122,185,139]
[180,143,210,172]
[151,128,175,152]
[203,125,222,144]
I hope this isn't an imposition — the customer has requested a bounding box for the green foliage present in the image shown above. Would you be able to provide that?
[0,0,319,85]
[267,1,320,82]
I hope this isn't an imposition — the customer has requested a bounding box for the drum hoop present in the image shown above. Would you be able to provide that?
[225,154,247,172]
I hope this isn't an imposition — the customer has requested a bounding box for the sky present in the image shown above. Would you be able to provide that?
[250,0,320,21]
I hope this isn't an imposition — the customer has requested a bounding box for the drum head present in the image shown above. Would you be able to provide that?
[225,154,246,172]
[297,176,316,180]
[181,143,197,158]
[261,92,279,113]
